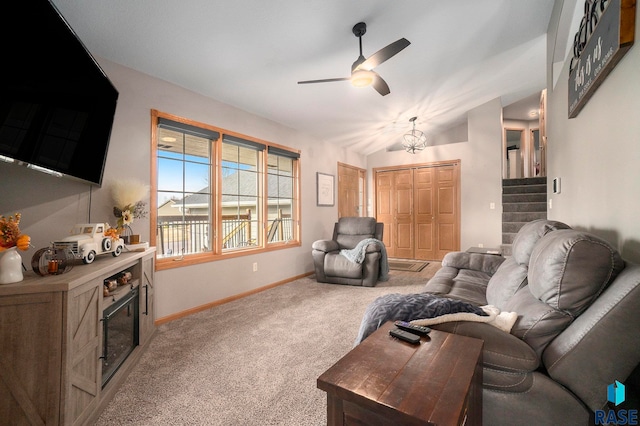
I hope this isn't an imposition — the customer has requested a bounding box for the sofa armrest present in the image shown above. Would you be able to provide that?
[312,240,339,252]
[430,322,539,373]
[442,251,505,275]
[365,241,382,253]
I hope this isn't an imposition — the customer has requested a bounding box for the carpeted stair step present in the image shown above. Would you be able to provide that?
[502,192,547,203]
[502,221,529,233]
[503,202,547,212]
[502,177,547,186]
[501,177,548,258]
[502,211,547,223]
[502,232,517,244]
[502,184,547,195]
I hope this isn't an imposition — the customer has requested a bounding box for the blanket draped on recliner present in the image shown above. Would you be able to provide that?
[340,238,389,282]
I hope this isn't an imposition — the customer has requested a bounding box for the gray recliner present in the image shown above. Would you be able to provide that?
[312,217,384,287]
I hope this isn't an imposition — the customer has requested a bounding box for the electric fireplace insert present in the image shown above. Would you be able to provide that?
[101,286,139,388]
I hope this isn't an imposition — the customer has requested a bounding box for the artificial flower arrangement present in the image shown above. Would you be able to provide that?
[104,227,120,241]
[0,213,31,252]
[111,179,150,233]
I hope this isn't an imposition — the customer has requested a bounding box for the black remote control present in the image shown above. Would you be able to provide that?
[389,327,421,344]
[394,320,431,336]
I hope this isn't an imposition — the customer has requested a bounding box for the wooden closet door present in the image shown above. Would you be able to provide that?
[375,169,414,259]
[414,167,435,260]
[434,165,460,259]
[394,169,414,259]
[375,161,460,261]
[375,171,395,257]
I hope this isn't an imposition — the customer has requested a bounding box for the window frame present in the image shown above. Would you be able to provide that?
[151,110,301,271]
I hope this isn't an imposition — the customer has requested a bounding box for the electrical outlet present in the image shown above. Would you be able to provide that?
[478,243,484,248]
[490,202,495,210]
[253,262,258,272]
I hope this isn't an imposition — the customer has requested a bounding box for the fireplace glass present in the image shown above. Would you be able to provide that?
[102,286,139,388]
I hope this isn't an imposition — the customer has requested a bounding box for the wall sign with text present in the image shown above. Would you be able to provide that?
[568,0,636,118]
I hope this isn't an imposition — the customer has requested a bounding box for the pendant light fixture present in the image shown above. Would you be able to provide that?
[402,117,427,154]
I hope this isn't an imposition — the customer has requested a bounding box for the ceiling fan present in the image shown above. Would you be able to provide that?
[298,22,410,96]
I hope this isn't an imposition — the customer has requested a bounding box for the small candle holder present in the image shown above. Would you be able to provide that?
[31,246,74,276]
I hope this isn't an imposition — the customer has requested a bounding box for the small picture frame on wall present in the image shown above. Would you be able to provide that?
[316,172,335,206]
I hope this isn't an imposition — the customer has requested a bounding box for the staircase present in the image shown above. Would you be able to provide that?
[501,177,547,256]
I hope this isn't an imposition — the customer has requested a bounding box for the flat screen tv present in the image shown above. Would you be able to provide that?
[0,0,119,186]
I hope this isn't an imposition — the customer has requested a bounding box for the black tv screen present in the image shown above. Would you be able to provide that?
[0,0,118,186]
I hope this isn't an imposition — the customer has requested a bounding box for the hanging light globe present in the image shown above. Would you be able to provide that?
[402,117,427,154]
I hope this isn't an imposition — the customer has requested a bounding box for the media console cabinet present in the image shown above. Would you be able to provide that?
[0,248,156,425]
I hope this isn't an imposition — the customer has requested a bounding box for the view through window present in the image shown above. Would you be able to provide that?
[152,110,300,267]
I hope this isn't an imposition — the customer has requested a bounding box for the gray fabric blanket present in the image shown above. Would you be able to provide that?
[354,293,487,345]
[340,238,389,282]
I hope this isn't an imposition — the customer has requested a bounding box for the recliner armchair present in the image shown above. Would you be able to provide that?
[312,217,384,287]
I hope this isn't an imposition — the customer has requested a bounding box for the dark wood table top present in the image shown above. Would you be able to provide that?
[318,321,483,426]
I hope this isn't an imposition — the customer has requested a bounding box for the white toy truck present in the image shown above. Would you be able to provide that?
[53,223,125,264]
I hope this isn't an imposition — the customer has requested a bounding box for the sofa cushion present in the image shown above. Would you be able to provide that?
[511,219,572,266]
[431,321,539,373]
[441,251,505,275]
[423,265,490,306]
[502,287,573,356]
[485,258,527,309]
[485,220,571,309]
[528,230,624,316]
[334,217,376,249]
[502,229,625,356]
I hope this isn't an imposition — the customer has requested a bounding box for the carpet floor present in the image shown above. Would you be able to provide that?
[95,262,440,425]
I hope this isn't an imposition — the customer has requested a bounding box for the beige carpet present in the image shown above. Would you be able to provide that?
[95,262,440,426]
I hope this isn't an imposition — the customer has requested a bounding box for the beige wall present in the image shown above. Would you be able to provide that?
[546,0,640,262]
[0,59,366,320]
[367,97,504,250]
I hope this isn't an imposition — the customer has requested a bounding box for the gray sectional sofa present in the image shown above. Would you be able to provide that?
[423,219,640,425]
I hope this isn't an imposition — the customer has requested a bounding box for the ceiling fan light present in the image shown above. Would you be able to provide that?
[350,69,374,87]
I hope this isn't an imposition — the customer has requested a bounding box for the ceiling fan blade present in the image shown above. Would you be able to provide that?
[372,73,390,96]
[357,38,410,71]
[298,77,350,84]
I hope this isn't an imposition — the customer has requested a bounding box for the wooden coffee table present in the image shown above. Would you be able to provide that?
[317,321,483,426]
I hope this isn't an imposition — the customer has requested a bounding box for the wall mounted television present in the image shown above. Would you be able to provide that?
[0,0,119,186]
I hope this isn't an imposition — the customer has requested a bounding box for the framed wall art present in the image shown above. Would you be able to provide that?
[316,172,335,206]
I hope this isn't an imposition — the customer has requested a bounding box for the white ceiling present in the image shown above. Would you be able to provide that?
[51,0,555,156]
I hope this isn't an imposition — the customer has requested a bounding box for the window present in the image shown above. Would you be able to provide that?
[267,147,299,243]
[151,110,300,269]
[221,135,264,250]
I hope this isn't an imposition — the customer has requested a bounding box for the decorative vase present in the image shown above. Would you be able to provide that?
[0,247,24,284]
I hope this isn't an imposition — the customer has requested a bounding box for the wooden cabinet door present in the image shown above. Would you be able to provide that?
[63,280,102,425]
[0,292,63,425]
